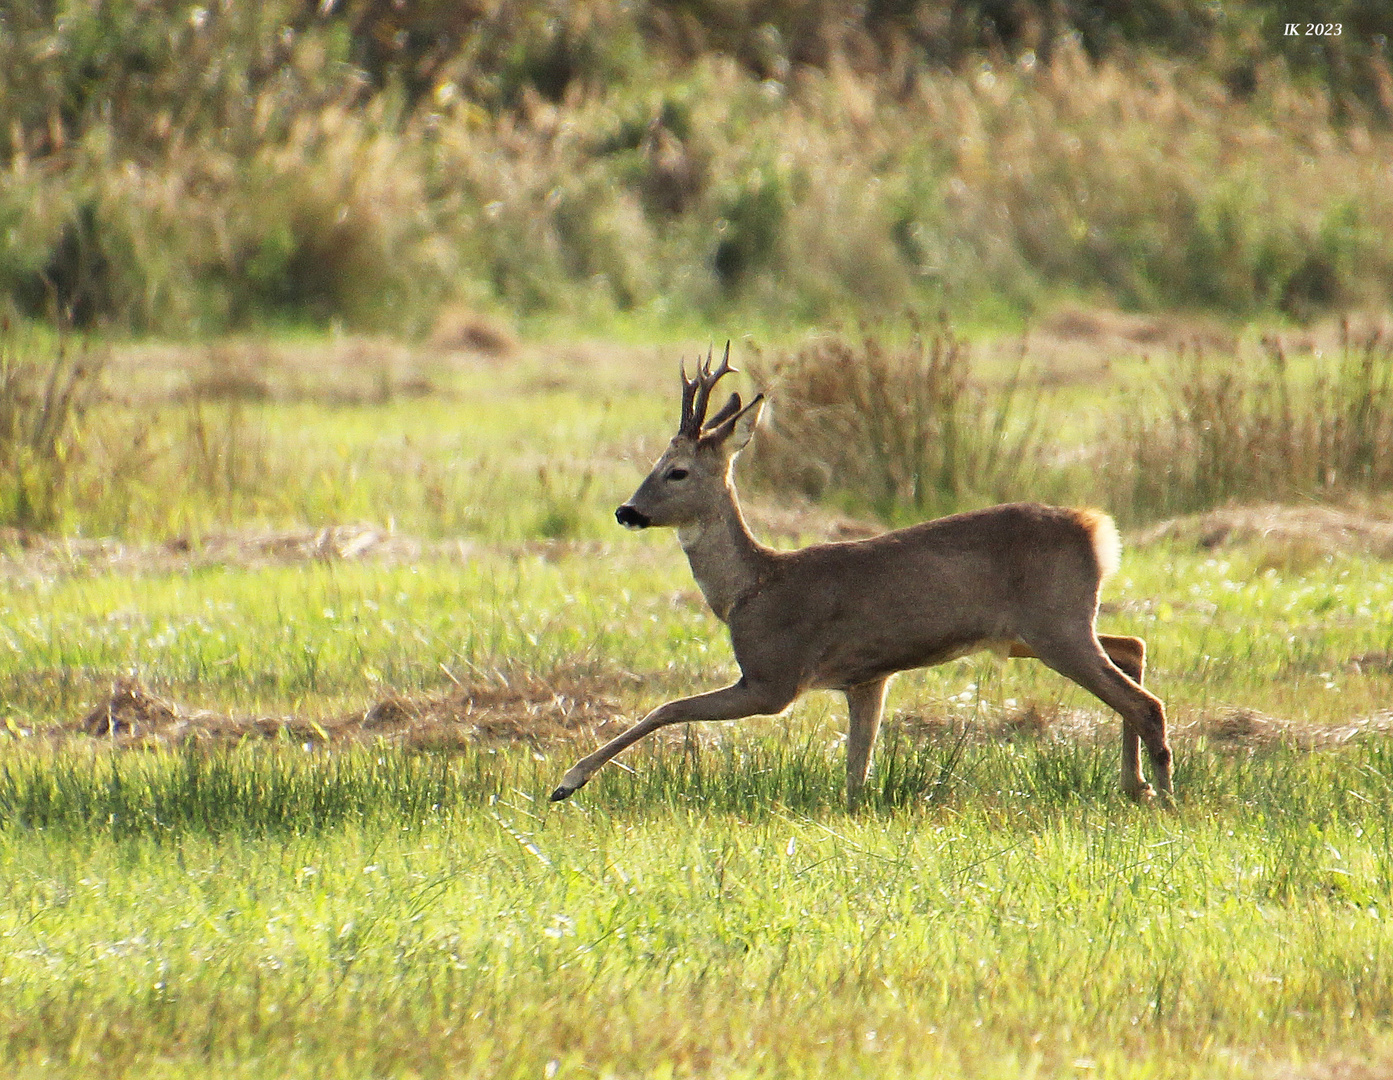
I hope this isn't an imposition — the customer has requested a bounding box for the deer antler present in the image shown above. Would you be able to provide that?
[679,342,735,438]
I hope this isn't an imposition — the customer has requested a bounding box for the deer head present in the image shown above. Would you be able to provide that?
[616,343,765,530]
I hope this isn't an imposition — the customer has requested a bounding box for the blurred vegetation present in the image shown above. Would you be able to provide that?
[1,1,1391,334]
[5,316,1392,539]
[0,321,640,537]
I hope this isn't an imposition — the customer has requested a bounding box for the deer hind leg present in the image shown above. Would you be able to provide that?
[549,679,796,802]
[1010,634,1151,798]
[1097,635,1146,684]
[844,677,889,812]
[1019,631,1171,802]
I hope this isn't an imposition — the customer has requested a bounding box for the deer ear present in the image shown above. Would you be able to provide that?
[701,391,743,433]
[725,394,765,454]
[701,393,764,452]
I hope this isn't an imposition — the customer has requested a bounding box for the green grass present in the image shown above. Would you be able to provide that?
[66,377,657,541]
[0,543,1386,740]
[3,338,1393,1077]
[2,537,1393,1077]
[4,535,1391,731]
[3,738,1393,1078]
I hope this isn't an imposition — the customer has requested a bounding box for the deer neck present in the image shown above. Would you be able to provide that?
[676,484,767,622]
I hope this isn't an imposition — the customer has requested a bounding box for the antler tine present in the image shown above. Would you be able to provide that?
[684,341,735,436]
[679,357,700,436]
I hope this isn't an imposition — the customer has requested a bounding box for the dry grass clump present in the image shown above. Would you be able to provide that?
[1347,652,1393,676]
[1183,707,1393,749]
[885,699,1393,754]
[765,322,1393,531]
[67,674,1393,759]
[79,678,185,738]
[1135,504,1393,560]
[747,328,1045,522]
[737,322,1393,531]
[0,328,106,530]
[68,667,632,751]
[888,701,1103,746]
[355,667,630,750]
[429,305,519,358]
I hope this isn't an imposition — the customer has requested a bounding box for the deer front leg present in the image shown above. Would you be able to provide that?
[845,677,889,812]
[549,679,796,801]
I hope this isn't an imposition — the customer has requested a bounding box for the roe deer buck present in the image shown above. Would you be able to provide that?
[550,345,1171,808]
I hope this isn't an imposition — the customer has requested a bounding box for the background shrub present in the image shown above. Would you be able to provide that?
[2,1,1392,333]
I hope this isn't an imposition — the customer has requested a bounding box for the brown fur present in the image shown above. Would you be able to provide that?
[553,361,1171,808]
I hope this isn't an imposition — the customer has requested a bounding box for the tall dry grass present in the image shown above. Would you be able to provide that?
[0,325,105,530]
[1112,325,1393,521]
[429,46,1393,329]
[747,323,1393,528]
[748,328,1045,522]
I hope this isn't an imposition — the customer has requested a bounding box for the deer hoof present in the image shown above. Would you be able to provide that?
[1125,782,1156,804]
[551,766,591,802]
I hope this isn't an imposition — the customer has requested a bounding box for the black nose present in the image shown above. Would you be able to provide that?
[616,504,651,529]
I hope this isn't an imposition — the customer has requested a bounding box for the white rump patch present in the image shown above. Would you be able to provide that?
[1091,514,1122,580]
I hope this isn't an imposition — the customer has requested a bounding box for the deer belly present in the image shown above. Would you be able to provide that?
[814,636,1019,689]
[941,638,1018,662]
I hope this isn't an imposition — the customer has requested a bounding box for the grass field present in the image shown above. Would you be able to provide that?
[3,332,1393,1078]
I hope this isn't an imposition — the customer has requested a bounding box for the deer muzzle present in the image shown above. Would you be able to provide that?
[615,504,651,529]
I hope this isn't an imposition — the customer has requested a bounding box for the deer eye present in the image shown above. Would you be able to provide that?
[665,467,689,481]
